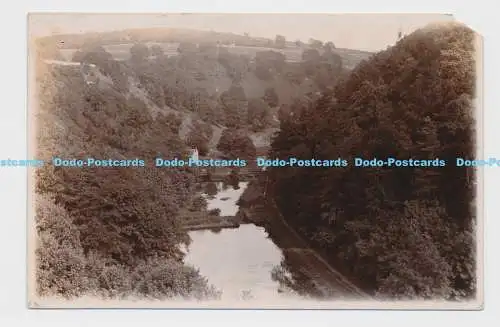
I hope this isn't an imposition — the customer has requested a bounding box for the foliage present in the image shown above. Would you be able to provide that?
[218,51,250,82]
[224,170,241,189]
[263,87,279,108]
[178,42,198,54]
[219,84,248,128]
[217,128,256,160]
[150,44,164,57]
[309,38,323,49]
[301,47,344,91]
[186,120,212,156]
[247,98,272,131]
[190,196,208,212]
[275,35,286,49]
[208,208,221,216]
[73,46,130,92]
[254,50,286,80]
[302,49,321,62]
[130,43,150,62]
[35,194,221,300]
[34,61,220,299]
[205,182,219,198]
[324,41,336,51]
[269,23,477,300]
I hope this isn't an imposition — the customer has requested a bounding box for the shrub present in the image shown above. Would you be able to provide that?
[208,208,221,216]
[263,87,279,107]
[217,128,256,160]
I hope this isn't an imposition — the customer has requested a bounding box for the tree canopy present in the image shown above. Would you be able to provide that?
[269,22,477,300]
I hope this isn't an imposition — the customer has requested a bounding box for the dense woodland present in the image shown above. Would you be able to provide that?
[269,23,477,300]
[35,60,220,299]
[34,22,477,301]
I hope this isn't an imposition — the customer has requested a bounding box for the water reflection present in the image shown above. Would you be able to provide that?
[183,181,316,302]
[271,251,324,298]
[202,182,247,216]
[184,225,292,301]
[184,182,294,301]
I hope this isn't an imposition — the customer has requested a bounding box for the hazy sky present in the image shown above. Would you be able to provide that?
[29,13,454,52]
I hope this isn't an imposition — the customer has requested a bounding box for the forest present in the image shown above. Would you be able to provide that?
[268,22,477,300]
[35,58,221,299]
[33,21,477,301]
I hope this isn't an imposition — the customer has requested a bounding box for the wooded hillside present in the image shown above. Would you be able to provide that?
[268,22,477,300]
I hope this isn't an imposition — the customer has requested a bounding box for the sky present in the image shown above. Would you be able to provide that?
[28,13,454,52]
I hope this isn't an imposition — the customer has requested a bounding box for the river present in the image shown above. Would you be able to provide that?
[182,181,303,303]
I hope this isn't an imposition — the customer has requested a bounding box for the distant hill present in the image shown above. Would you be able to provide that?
[37,28,374,70]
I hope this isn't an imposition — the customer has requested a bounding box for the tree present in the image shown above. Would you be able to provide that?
[186,131,209,156]
[269,23,477,300]
[322,51,343,73]
[309,38,323,49]
[186,120,212,156]
[130,43,150,62]
[199,42,218,59]
[302,48,321,62]
[247,98,272,131]
[254,50,286,80]
[150,44,164,57]
[263,87,279,108]
[217,128,256,160]
[275,35,286,49]
[220,83,248,128]
[35,64,221,300]
[72,46,113,64]
[227,84,247,101]
[225,169,241,189]
[205,182,218,198]
[323,41,336,52]
[177,42,198,54]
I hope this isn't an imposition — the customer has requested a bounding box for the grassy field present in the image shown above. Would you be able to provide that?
[59,42,372,69]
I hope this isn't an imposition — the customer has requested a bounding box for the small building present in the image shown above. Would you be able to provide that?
[190,147,199,162]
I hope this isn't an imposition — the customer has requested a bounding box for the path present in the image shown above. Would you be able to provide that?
[267,202,368,298]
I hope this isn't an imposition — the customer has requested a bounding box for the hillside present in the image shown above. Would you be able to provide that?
[268,22,477,300]
[40,34,370,156]
[33,26,389,300]
[34,56,222,299]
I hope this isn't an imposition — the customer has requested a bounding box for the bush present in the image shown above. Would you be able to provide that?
[301,48,321,62]
[130,43,150,62]
[247,98,272,131]
[208,208,221,216]
[150,44,164,57]
[187,132,210,156]
[263,87,279,107]
[219,85,248,128]
[217,128,256,160]
[254,64,273,81]
[190,196,208,211]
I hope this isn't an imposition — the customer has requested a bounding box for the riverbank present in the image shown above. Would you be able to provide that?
[180,181,249,231]
[238,178,369,299]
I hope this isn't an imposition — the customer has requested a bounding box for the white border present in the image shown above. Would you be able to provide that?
[1,0,498,326]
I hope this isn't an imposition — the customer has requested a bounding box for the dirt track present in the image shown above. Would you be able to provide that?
[241,178,369,299]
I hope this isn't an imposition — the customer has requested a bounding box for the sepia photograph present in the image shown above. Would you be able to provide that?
[27,13,483,309]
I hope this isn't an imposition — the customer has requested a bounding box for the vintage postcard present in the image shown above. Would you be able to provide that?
[27,13,483,309]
